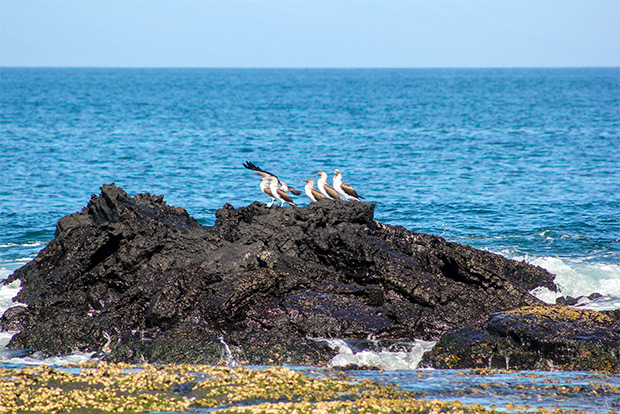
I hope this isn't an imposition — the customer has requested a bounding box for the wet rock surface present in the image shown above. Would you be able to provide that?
[2,184,560,365]
[420,305,620,372]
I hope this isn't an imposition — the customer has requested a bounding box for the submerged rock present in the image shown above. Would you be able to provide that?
[2,184,557,365]
[420,305,620,372]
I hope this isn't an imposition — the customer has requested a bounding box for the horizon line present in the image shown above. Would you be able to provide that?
[2,65,619,70]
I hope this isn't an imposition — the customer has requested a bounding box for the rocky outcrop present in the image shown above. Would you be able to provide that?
[420,305,620,372]
[2,184,557,365]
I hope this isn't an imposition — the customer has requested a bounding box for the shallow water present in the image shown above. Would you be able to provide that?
[0,362,617,413]
[351,369,620,413]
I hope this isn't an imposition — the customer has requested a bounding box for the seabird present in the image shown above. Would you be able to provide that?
[333,169,364,201]
[269,176,296,206]
[255,172,277,207]
[301,178,325,203]
[243,161,302,195]
[314,171,341,200]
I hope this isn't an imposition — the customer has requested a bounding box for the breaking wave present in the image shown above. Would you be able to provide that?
[315,338,437,370]
[521,255,620,310]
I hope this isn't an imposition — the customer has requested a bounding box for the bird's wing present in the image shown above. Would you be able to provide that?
[243,161,276,178]
[311,188,325,200]
[244,161,301,194]
[277,189,296,205]
[342,183,363,199]
[278,182,301,196]
[287,186,302,196]
[325,184,341,200]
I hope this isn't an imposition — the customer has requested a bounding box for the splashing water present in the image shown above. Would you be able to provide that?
[523,255,620,310]
[314,338,437,370]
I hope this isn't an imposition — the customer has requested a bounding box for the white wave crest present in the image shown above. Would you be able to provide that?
[0,241,46,249]
[0,331,18,348]
[1,331,98,366]
[523,256,620,310]
[315,338,436,370]
[0,278,24,319]
[0,267,12,281]
[1,350,98,366]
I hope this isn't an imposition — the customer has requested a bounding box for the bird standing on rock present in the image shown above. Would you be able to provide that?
[314,171,341,200]
[243,161,301,195]
[255,172,277,207]
[301,178,325,203]
[269,176,296,206]
[333,169,364,201]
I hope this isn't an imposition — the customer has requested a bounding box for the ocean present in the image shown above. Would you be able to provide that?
[1,67,619,412]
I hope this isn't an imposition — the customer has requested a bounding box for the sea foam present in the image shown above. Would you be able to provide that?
[523,255,620,310]
[0,271,23,318]
[315,338,437,370]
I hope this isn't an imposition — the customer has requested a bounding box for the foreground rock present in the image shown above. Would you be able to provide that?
[0,364,501,414]
[420,305,620,372]
[2,184,557,365]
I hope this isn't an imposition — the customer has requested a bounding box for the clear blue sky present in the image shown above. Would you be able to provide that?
[1,0,618,68]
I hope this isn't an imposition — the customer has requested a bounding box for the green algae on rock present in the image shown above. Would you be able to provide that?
[420,305,620,372]
[0,362,604,414]
[0,363,443,414]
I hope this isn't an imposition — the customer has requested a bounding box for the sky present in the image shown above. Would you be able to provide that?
[1,0,619,68]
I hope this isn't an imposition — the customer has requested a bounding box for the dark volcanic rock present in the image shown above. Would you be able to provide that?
[555,296,580,306]
[2,184,557,365]
[420,305,620,372]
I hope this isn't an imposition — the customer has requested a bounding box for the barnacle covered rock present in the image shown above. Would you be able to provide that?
[0,363,505,414]
[420,305,620,372]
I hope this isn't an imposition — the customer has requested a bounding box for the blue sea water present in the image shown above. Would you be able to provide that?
[2,68,619,299]
[1,68,619,412]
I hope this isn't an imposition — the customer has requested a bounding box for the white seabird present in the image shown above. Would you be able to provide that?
[243,161,301,195]
[269,176,297,206]
[333,169,364,201]
[255,172,277,207]
[301,178,325,203]
[314,171,341,200]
